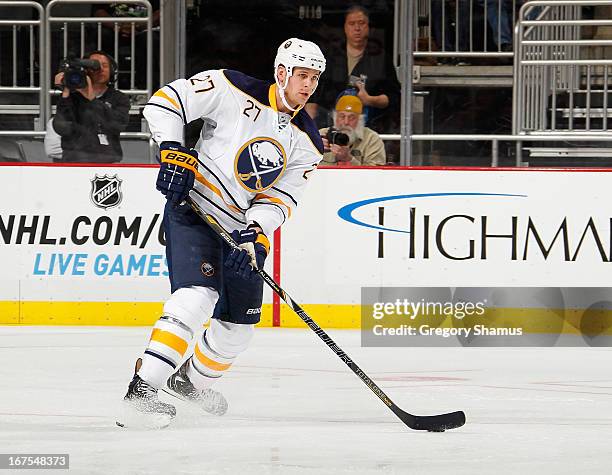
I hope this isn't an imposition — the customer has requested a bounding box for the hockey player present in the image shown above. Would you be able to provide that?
[118,38,326,427]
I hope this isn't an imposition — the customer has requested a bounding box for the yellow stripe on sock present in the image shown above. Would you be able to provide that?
[150,328,188,355]
[194,343,232,371]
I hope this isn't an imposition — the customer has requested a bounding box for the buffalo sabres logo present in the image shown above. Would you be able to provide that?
[201,261,214,277]
[90,174,123,209]
[235,138,287,192]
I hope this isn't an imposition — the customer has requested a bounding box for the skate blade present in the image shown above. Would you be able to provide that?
[116,401,174,429]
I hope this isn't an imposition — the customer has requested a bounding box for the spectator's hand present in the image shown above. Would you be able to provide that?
[54,72,71,98]
[156,141,198,206]
[224,226,269,281]
[54,72,65,88]
[321,135,330,152]
[355,81,373,107]
[331,143,351,162]
[76,75,95,101]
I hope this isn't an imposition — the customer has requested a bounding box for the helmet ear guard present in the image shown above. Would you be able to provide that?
[274,38,326,112]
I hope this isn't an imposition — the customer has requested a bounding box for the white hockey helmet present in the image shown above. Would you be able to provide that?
[274,38,326,76]
[274,38,325,112]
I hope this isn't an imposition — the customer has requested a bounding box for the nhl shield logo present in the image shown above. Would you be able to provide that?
[234,137,287,192]
[90,174,123,209]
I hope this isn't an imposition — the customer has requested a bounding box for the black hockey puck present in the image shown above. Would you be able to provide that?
[428,429,446,432]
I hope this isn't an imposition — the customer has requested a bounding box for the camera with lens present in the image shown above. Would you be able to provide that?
[59,57,100,90]
[326,127,350,147]
[348,73,367,88]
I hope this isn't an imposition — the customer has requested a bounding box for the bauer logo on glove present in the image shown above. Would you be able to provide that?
[162,151,198,171]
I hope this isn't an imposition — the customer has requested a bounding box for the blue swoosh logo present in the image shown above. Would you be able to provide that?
[337,192,527,234]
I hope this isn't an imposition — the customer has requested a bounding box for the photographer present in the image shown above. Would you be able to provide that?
[319,95,386,167]
[51,51,130,163]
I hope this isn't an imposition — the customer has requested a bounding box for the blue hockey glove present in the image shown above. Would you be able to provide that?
[156,141,198,206]
[225,224,270,281]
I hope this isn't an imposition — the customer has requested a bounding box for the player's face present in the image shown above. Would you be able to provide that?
[284,67,320,108]
[345,11,369,44]
[89,54,111,86]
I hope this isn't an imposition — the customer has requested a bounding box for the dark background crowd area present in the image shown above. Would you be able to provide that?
[1,1,608,166]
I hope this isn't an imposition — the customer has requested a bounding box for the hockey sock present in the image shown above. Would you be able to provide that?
[139,315,193,388]
[186,329,235,389]
[187,320,254,390]
[138,286,218,388]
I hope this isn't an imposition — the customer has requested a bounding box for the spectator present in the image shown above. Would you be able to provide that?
[52,51,130,163]
[484,0,513,52]
[319,95,386,166]
[310,5,400,133]
[93,1,160,90]
[431,0,470,64]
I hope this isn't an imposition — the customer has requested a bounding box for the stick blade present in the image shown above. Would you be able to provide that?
[398,408,466,432]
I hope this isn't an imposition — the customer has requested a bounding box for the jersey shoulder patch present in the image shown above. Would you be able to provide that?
[292,109,324,155]
[222,70,270,107]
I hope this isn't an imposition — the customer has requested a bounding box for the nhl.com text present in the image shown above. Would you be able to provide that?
[1,213,168,277]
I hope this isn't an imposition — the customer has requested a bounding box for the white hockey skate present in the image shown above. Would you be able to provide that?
[165,359,228,416]
[116,358,176,429]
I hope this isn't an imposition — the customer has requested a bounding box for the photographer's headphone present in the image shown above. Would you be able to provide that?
[84,50,118,86]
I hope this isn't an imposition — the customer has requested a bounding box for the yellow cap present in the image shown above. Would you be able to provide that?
[335,95,363,114]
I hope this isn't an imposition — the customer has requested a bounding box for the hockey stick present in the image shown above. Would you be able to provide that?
[187,198,466,432]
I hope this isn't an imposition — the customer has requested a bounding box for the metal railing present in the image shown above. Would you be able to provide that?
[408,0,520,63]
[512,0,612,135]
[401,1,612,166]
[0,1,45,128]
[2,0,611,167]
[45,0,154,122]
[384,132,612,166]
[0,1,156,130]
[0,1,158,162]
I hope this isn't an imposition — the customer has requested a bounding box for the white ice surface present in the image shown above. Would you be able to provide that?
[1,326,611,474]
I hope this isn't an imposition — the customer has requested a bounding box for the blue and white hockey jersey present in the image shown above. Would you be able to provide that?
[143,69,324,237]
